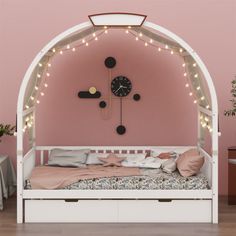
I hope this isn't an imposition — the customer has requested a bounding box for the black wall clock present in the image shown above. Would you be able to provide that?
[111,76,132,97]
[111,76,132,135]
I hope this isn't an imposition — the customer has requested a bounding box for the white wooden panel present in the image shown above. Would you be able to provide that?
[25,200,118,223]
[199,147,212,187]
[23,189,212,199]
[89,13,146,26]
[23,148,35,181]
[118,200,212,223]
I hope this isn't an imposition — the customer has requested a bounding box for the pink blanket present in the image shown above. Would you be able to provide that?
[29,165,141,189]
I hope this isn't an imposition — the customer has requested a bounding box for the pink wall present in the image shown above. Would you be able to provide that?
[0,0,235,195]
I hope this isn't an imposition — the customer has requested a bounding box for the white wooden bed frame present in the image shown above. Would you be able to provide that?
[17,13,219,223]
[22,145,214,223]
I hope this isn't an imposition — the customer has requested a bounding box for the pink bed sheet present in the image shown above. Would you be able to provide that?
[29,165,141,189]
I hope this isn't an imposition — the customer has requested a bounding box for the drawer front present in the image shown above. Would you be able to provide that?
[118,200,212,222]
[25,200,118,223]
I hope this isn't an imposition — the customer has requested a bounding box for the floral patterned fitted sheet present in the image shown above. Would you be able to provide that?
[63,169,209,190]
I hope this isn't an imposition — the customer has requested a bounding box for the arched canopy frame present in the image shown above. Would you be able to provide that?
[16,13,218,223]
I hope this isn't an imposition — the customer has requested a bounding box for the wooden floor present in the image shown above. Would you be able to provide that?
[0,196,236,236]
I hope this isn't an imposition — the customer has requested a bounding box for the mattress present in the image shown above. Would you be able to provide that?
[62,169,209,190]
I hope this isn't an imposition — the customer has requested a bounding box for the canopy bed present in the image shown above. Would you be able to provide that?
[17,13,219,223]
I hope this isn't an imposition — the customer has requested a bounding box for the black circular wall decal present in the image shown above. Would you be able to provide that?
[116,125,126,135]
[105,57,116,68]
[99,101,107,108]
[133,93,141,101]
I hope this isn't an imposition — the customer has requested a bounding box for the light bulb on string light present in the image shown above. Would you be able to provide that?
[25,105,29,109]
[105,30,108,34]
[36,100,40,104]
[184,72,187,77]
[85,42,89,46]
[158,47,161,52]
[37,74,41,78]
[145,42,148,47]
[193,63,197,67]
[139,32,143,37]
[52,48,56,53]
[189,92,193,96]
[40,92,44,96]
[66,45,70,49]
[206,105,210,109]
[46,73,50,77]
[182,63,186,67]
[44,83,48,88]
[38,63,42,67]
[104,26,107,29]
[149,39,153,43]
[30,96,34,101]
[92,33,96,37]
[128,26,131,29]
[170,50,174,55]
[125,30,129,34]
[95,37,98,41]
[48,63,51,67]
[165,45,169,49]
[35,86,39,90]
[82,39,85,44]
[185,83,189,88]
[194,73,198,78]
[135,37,139,41]
[179,48,183,53]
[197,86,200,90]
[193,100,197,104]
[60,50,63,55]
[201,96,205,101]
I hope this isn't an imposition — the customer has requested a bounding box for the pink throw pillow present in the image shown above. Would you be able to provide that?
[176,149,204,177]
[98,153,126,167]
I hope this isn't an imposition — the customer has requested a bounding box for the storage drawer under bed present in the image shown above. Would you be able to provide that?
[24,199,212,223]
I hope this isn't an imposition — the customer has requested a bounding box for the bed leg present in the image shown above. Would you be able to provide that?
[17,193,23,223]
[212,194,218,223]
[17,155,23,223]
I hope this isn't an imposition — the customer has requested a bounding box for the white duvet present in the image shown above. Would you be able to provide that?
[121,156,167,169]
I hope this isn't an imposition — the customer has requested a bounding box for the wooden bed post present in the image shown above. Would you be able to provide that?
[16,111,23,223]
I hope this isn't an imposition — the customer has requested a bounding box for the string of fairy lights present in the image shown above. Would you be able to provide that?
[23,26,212,133]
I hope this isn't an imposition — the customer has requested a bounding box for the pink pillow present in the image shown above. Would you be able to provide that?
[176,149,204,177]
[98,153,126,167]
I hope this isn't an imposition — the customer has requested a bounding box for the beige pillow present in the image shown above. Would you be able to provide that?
[176,149,204,177]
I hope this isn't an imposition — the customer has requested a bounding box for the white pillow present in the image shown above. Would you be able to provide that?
[119,153,146,162]
[86,153,108,165]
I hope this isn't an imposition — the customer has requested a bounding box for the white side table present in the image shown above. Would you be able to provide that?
[0,155,16,210]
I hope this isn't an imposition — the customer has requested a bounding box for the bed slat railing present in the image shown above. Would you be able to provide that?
[40,150,44,165]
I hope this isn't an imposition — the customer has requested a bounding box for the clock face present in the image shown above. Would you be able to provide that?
[111,76,132,97]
